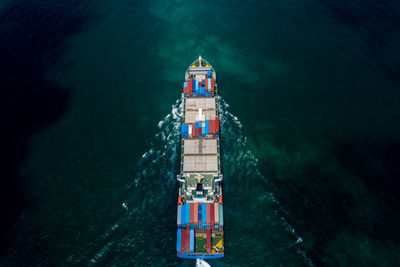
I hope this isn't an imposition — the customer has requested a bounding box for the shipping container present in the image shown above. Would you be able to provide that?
[210,203,215,225]
[185,229,190,252]
[181,204,186,225]
[219,204,223,227]
[177,229,182,252]
[206,120,209,135]
[206,229,211,252]
[181,124,189,138]
[202,203,206,228]
[209,119,215,135]
[211,78,215,89]
[198,204,202,225]
[177,205,182,226]
[181,228,186,251]
[207,70,211,78]
[215,117,219,133]
[206,203,211,225]
[185,203,190,226]
[193,203,198,225]
[190,202,194,225]
[190,229,194,252]
[214,203,219,225]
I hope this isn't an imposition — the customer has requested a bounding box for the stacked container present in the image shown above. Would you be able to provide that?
[189,229,194,252]
[202,203,207,229]
[177,205,182,227]
[214,204,219,230]
[193,203,198,227]
[219,204,224,227]
[190,203,194,227]
[210,203,215,226]
[177,229,182,252]
[215,117,220,137]
[185,204,190,227]
[181,228,186,251]
[181,204,186,226]
[181,125,189,138]
[198,204,202,228]
[185,229,190,252]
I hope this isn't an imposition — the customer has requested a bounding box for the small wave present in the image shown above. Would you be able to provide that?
[89,99,183,264]
[218,96,313,266]
[196,259,211,267]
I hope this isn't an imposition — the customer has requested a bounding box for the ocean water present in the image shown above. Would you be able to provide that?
[1,0,400,266]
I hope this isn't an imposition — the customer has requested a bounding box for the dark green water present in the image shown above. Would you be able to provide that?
[1,0,400,266]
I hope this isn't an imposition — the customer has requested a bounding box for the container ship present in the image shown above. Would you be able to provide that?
[176,56,224,259]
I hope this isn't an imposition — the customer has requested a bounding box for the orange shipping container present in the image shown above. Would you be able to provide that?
[190,202,194,224]
[214,203,219,225]
[193,203,198,224]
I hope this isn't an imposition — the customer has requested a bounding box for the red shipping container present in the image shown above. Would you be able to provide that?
[206,229,211,252]
[211,78,215,89]
[185,229,190,251]
[209,119,215,135]
[187,80,193,89]
[215,117,219,133]
[192,123,196,137]
[181,228,186,251]
[205,79,208,90]
[210,203,215,225]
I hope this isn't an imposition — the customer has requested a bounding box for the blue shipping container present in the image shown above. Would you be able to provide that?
[190,229,194,252]
[198,204,202,223]
[177,229,182,252]
[182,125,189,138]
[185,203,190,225]
[207,70,211,78]
[202,203,206,227]
[206,120,209,135]
[183,82,187,88]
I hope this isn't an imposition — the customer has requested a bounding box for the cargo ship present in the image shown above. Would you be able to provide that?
[176,56,224,259]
